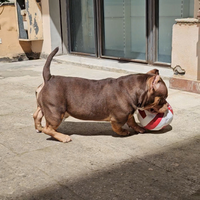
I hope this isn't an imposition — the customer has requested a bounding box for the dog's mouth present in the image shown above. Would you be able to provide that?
[140,101,169,114]
[148,108,157,113]
[138,107,156,113]
[148,102,169,113]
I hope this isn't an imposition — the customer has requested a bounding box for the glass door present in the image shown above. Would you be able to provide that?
[156,0,194,64]
[67,0,194,65]
[68,0,97,55]
[101,0,147,62]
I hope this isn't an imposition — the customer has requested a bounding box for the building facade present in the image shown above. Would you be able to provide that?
[2,0,200,92]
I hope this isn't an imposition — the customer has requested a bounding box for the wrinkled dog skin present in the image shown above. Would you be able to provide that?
[33,47,168,142]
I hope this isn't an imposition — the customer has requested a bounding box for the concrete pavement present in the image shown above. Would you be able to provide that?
[0,59,200,200]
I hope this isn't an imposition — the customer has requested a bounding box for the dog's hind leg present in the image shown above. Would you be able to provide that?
[42,123,72,143]
[42,112,71,143]
[33,107,44,133]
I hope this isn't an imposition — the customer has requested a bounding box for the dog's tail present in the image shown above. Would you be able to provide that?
[43,47,59,83]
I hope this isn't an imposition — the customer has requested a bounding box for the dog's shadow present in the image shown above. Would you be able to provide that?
[56,120,172,137]
[57,121,117,137]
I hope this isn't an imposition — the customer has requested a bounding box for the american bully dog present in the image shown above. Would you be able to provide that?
[33,47,168,142]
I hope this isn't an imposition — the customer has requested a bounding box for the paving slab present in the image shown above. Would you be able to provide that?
[0,59,200,200]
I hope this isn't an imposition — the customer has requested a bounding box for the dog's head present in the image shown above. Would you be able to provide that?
[138,69,168,113]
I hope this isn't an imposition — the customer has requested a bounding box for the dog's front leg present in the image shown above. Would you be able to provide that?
[111,121,130,136]
[127,114,145,133]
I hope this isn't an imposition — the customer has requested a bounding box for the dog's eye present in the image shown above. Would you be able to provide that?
[150,108,155,112]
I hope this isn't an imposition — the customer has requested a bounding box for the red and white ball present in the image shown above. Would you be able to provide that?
[137,104,173,131]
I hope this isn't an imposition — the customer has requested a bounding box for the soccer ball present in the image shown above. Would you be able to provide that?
[137,104,173,131]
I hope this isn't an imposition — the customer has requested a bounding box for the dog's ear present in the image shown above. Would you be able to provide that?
[152,75,162,90]
[151,75,168,98]
[147,69,159,75]
[147,74,167,96]
[147,74,160,94]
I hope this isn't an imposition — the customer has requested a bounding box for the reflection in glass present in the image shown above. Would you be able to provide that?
[69,0,95,54]
[102,0,146,61]
[158,0,194,63]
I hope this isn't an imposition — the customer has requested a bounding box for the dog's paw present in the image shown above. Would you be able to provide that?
[35,125,43,133]
[123,129,131,136]
[117,129,130,136]
[61,135,72,143]
[134,126,145,133]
